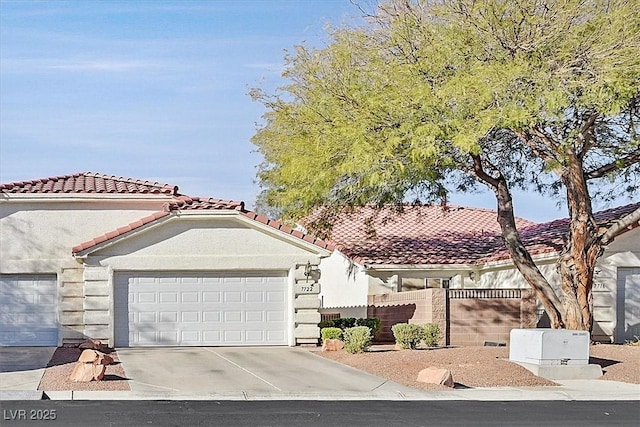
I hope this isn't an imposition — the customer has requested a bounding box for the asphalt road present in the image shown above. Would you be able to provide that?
[1,400,639,426]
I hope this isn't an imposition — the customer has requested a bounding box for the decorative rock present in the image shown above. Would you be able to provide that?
[77,349,114,365]
[69,349,114,382]
[79,339,109,353]
[416,367,454,388]
[322,339,345,352]
[69,362,107,382]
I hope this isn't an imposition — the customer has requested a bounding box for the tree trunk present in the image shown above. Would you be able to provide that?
[471,155,565,328]
[557,152,602,331]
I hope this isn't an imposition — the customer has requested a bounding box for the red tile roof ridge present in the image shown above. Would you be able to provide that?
[163,195,245,211]
[1,172,178,195]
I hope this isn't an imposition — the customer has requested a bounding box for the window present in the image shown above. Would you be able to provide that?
[400,277,450,291]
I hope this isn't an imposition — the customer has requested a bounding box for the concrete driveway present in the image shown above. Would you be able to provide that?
[0,347,56,390]
[117,347,419,398]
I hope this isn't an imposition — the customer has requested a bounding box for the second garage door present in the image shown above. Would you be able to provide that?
[0,274,58,346]
[115,272,288,347]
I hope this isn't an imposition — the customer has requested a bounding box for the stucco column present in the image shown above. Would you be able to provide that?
[293,263,321,346]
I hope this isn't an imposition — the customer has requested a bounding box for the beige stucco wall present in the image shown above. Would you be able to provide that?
[0,199,167,273]
[85,216,322,271]
[1,198,329,346]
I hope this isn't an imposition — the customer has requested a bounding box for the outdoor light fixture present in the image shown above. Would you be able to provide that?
[304,261,313,280]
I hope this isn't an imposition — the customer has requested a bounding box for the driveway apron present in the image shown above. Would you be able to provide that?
[116,347,411,395]
[0,347,57,390]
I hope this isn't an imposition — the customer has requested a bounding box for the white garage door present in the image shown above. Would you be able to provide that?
[617,267,640,343]
[115,272,289,347]
[0,275,58,346]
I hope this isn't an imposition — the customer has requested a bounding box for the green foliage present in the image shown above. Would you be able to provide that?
[391,323,425,350]
[343,326,372,354]
[251,0,640,332]
[422,323,443,348]
[332,317,356,330]
[321,327,343,341]
[251,0,639,222]
[318,319,335,329]
[356,318,382,339]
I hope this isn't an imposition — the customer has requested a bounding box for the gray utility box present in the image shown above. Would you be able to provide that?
[509,328,590,365]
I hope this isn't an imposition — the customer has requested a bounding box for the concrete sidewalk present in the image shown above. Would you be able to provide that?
[35,379,640,401]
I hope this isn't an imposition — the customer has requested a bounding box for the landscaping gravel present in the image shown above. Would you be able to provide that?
[38,347,130,391]
[315,344,640,390]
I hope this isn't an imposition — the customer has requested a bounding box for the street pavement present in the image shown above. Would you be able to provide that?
[1,400,638,426]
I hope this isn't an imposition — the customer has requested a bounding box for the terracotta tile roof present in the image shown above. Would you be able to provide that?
[72,195,333,255]
[311,205,534,266]
[312,203,639,266]
[1,172,178,195]
[484,202,640,263]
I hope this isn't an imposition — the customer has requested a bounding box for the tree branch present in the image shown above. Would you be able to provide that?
[601,206,640,245]
[577,112,598,158]
[470,153,500,189]
[586,148,640,179]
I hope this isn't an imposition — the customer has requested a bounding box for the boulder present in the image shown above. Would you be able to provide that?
[77,349,114,365]
[322,339,345,351]
[69,362,107,382]
[416,367,454,388]
[79,339,109,353]
[69,349,114,382]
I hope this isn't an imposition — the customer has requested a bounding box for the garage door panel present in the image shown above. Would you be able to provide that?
[0,274,58,346]
[115,272,288,347]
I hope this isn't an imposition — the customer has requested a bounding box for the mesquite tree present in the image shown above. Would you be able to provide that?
[251,0,640,331]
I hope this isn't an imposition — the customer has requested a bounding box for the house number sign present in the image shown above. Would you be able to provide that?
[294,282,321,295]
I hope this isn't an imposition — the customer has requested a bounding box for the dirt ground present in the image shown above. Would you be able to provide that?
[315,343,640,390]
[38,347,129,391]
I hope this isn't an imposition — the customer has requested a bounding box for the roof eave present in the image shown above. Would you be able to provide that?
[73,212,174,258]
[364,263,476,272]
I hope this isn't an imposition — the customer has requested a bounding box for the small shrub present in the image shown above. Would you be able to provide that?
[321,327,343,341]
[318,319,335,329]
[422,323,443,347]
[356,318,382,339]
[343,326,372,353]
[392,323,424,349]
[333,317,356,330]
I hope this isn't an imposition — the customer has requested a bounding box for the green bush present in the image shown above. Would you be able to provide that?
[343,326,372,353]
[333,317,356,330]
[318,319,335,329]
[391,323,425,349]
[321,327,343,341]
[422,323,443,347]
[356,318,381,339]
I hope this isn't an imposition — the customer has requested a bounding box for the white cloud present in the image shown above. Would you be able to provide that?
[47,60,158,72]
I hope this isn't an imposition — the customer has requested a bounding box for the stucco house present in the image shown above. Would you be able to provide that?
[0,172,332,348]
[314,203,640,344]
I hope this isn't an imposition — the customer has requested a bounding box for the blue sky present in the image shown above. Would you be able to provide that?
[0,0,590,222]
